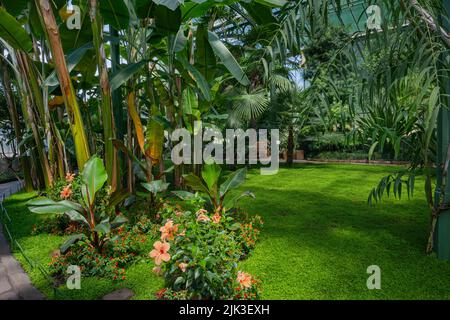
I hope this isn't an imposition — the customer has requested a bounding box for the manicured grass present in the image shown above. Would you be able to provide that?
[4,163,450,299]
[237,164,450,299]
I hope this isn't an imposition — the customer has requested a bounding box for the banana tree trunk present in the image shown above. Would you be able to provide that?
[19,51,65,180]
[15,52,53,189]
[35,0,91,170]
[111,27,125,189]
[89,0,117,191]
[0,58,34,191]
[126,104,134,193]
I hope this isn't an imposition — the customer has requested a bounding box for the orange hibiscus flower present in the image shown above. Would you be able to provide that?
[160,220,179,241]
[212,212,221,224]
[65,172,75,183]
[60,185,72,199]
[237,271,252,288]
[149,241,171,265]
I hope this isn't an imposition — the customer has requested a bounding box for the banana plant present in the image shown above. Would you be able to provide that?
[0,57,34,191]
[27,155,127,253]
[141,179,170,212]
[35,0,92,170]
[173,163,254,213]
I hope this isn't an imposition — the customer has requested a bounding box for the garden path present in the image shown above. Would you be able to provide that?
[0,181,44,300]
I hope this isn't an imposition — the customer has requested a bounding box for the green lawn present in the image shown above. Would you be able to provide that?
[2,193,163,300]
[4,164,450,299]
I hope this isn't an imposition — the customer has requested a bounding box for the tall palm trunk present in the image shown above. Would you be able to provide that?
[89,0,118,191]
[35,0,91,170]
[0,58,34,191]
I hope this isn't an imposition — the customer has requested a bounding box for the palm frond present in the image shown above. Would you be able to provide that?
[231,90,269,122]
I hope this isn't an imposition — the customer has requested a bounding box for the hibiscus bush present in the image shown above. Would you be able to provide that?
[149,202,262,300]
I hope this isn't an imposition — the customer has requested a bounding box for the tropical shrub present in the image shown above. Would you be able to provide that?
[140,180,170,217]
[151,209,241,299]
[27,156,128,253]
[174,163,254,214]
[49,223,147,282]
[49,240,126,282]
[31,214,85,236]
[131,215,156,234]
[313,151,380,161]
[149,201,262,300]
[155,288,188,300]
[232,271,261,300]
[235,215,263,258]
[44,172,83,202]
[124,180,171,221]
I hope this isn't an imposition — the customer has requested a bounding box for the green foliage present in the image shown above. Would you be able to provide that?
[99,0,130,30]
[207,30,250,86]
[7,165,450,299]
[109,60,147,91]
[313,151,375,161]
[235,215,264,258]
[49,217,148,282]
[231,90,269,122]
[31,214,85,236]
[0,7,32,52]
[177,164,254,213]
[27,156,127,253]
[150,202,261,299]
[141,180,170,195]
[368,171,416,205]
[81,155,108,206]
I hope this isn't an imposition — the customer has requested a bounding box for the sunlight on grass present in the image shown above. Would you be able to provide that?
[4,164,450,299]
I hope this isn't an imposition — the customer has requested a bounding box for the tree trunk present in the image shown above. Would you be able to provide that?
[89,0,117,191]
[35,0,91,170]
[0,58,34,191]
[16,53,54,188]
[111,27,125,189]
[287,125,294,167]
[20,51,65,180]
[127,105,134,193]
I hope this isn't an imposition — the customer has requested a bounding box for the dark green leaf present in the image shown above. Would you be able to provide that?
[110,60,147,91]
[60,234,86,254]
[207,30,250,85]
[0,7,33,52]
[82,156,108,206]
